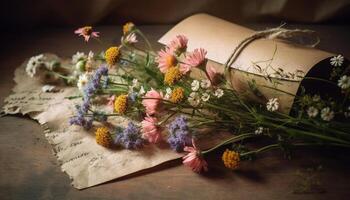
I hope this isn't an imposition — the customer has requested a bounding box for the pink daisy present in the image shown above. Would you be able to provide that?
[180,48,207,74]
[142,89,162,115]
[121,33,138,45]
[167,35,188,54]
[156,48,177,73]
[182,139,208,173]
[205,64,221,85]
[141,116,163,144]
[74,26,99,42]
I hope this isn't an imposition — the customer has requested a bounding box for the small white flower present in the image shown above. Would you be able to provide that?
[255,127,264,135]
[132,79,139,88]
[307,106,318,118]
[72,51,86,64]
[26,54,46,77]
[338,75,350,90]
[200,79,211,89]
[164,87,172,100]
[321,107,334,121]
[188,92,201,107]
[330,54,344,67]
[41,85,56,93]
[213,88,224,98]
[266,98,279,112]
[201,93,210,102]
[139,86,146,96]
[312,95,320,102]
[121,33,138,44]
[77,73,90,91]
[191,80,200,91]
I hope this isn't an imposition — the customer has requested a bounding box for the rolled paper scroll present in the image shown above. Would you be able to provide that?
[159,13,334,113]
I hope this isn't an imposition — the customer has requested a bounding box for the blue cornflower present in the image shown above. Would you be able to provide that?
[167,115,192,152]
[115,122,144,149]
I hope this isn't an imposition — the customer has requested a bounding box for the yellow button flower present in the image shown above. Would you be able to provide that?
[95,127,112,148]
[222,149,240,170]
[105,46,120,66]
[170,87,185,103]
[164,66,182,85]
[114,94,128,114]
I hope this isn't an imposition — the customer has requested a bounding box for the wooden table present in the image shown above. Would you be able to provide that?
[1,24,350,200]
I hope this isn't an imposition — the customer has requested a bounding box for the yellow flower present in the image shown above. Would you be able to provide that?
[95,127,112,148]
[123,22,135,35]
[114,94,128,114]
[222,149,240,170]
[170,87,185,103]
[82,26,93,35]
[164,66,182,85]
[105,46,120,66]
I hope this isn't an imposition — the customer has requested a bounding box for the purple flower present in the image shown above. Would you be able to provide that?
[128,92,137,102]
[167,115,192,152]
[69,110,93,130]
[115,122,144,149]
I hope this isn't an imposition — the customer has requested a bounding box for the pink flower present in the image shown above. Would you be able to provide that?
[156,48,177,73]
[206,64,221,85]
[167,35,188,54]
[141,116,162,143]
[121,33,138,44]
[182,139,208,173]
[180,48,207,74]
[74,26,99,42]
[142,89,162,115]
[107,95,116,107]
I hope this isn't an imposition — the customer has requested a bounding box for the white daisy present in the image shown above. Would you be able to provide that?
[320,107,334,121]
[201,93,210,102]
[77,73,90,91]
[338,75,350,90]
[164,87,172,100]
[200,79,211,89]
[213,88,224,98]
[266,98,279,112]
[255,127,264,135]
[307,106,318,118]
[191,80,200,91]
[330,54,344,67]
[26,54,46,77]
[72,51,87,64]
[188,92,201,107]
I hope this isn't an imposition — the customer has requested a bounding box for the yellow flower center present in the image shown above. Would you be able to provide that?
[222,149,240,170]
[95,127,112,148]
[105,46,120,66]
[123,22,135,35]
[170,87,185,103]
[82,26,93,35]
[166,55,176,68]
[164,66,182,85]
[114,94,128,114]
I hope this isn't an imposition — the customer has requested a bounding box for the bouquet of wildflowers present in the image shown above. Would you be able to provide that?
[26,23,350,173]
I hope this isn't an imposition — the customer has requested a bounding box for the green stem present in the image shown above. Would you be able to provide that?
[202,133,255,154]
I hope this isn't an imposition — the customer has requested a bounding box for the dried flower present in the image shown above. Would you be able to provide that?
[164,66,182,85]
[338,75,350,90]
[321,107,334,121]
[213,88,224,98]
[141,116,162,143]
[121,33,138,44]
[105,46,120,67]
[330,54,344,67]
[167,116,192,152]
[222,149,240,170]
[156,48,177,73]
[77,73,90,91]
[72,51,87,64]
[183,139,208,173]
[307,106,319,118]
[266,98,279,112]
[142,89,162,115]
[170,87,185,103]
[206,64,221,85]
[74,26,99,42]
[167,35,188,54]
[183,48,207,69]
[114,94,128,114]
[188,92,201,107]
[123,22,135,35]
[115,122,144,149]
[200,79,211,89]
[201,93,210,102]
[191,80,200,91]
[95,127,112,147]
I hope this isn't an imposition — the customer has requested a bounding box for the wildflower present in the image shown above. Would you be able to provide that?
[338,75,350,90]
[77,73,90,91]
[115,122,144,149]
[74,26,99,42]
[183,139,208,173]
[69,114,93,130]
[85,51,95,72]
[72,51,86,64]
[170,87,185,103]
[156,48,177,73]
[123,22,135,35]
[114,94,128,114]
[164,87,172,100]
[182,48,207,72]
[142,89,162,115]
[206,64,221,85]
[141,116,162,143]
[191,80,200,91]
[105,46,120,67]
[167,116,192,152]
[307,106,319,118]
[201,93,210,102]
[41,85,56,93]
[200,79,211,89]
[213,88,224,98]
[95,127,112,148]
[83,66,108,98]
[222,149,240,170]
[26,54,46,77]
[107,95,115,107]
[321,107,334,121]
[139,86,146,96]
[75,60,86,72]
[121,33,138,45]
[266,98,279,112]
[164,66,182,85]
[131,78,139,89]
[167,35,188,54]
[188,92,201,107]
[255,127,264,135]
[330,54,344,67]
[128,92,138,102]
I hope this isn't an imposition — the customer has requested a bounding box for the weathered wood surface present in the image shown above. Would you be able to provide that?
[1,25,350,200]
